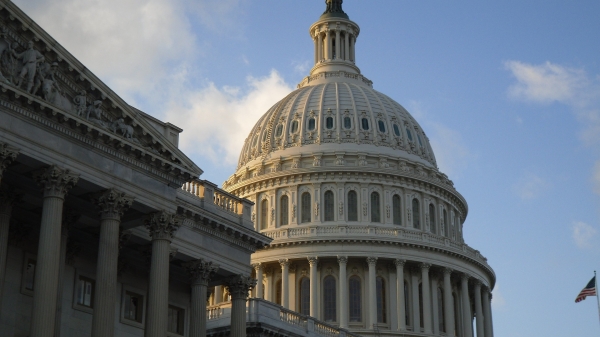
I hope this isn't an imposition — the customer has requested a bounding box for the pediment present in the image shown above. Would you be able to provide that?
[0,0,202,184]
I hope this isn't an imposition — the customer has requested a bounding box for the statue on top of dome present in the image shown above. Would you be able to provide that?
[324,0,345,15]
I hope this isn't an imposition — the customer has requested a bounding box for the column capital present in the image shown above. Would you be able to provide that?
[366,256,378,266]
[145,211,180,242]
[473,279,482,287]
[92,189,134,220]
[307,256,319,266]
[184,259,219,287]
[420,262,431,271]
[394,259,406,267]
[0,142,19,179]
[461,272,471,281]
[279,258,290,267]
[224,274,256,300]
[34,165,79,199]
[337,255,348,265]
[251,263,262,271]
[443,267,454,276]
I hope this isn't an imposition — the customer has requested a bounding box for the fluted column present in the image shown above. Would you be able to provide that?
[185,259,219,337]
[411,269,420,331]
[279,259,290,308]
[314,35,318,64]
[350,35,356,62]
[317,32,323,61]
[145,211,180,337]
[443,268,455,336]
[420,263,432,334]
[395,259,406,331]
[252,263,263,299]
[335,29,341,59]
[324,30,331,60]
[55,211,78,337]
[483,288,493,337]
[225,275,256,337]
[338,256,348,328]
[461,274,473,337]
[367,257,378,328]
[344,31,350,61]
[0,189,18,309]
[308,257,318,317]
[0,142,19,185]
[474,280,484,337]
[30,165,79,337]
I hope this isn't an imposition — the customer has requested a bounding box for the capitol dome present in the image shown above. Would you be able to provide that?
[219,1,495,337]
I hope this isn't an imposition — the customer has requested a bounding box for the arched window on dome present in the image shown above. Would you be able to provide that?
[344,116,352,129]
[301,192,311,223]
[371,192,381,222]
[307,117,316,131]
[361,118,370,130]
[404,282,410,326]
[392,194,402,225]
[418,283,424,329]
[437,287,445,333]
[412,198,420,229]
[275,124,283,137]
[290,120,299,134]
[429,203,436,234]
[275,279,282,305]
[349,276,362,322]
[260,199,268,230]
[324,191,334,222]
[378,120,386,133]
[376,276,387,323]
[280,195,289,226]
[417,133,423,147]
[323,275,336,322]
[443,209,449,237]
[348,190,358,221]
[299,277,310,315]
[406,128,413,142]
[252,135,259,147]
[325,116,334,130]
[393,124,401,137]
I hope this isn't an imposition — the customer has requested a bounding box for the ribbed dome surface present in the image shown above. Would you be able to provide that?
[237,80,437,170]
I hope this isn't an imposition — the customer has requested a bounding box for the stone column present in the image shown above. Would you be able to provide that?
[279,259,290,309]
[55,211,78,337]
[443,268,455,336]
[30,165,79,337]
[350,35,356,62]
[264,267,273,302]
[317,32,323,61]
[420,263,432,334]
[314,34,318,64]
[0,142,19,185]
[335,29,341,59]
[431,275,439,335]
[461,274,473,337]
[483,288,494,337]
[225,275,256,337]
[90,189,133,337]
[215,286,223,304]
[338,256,348,328]
[185,259,219,337]
[367,257,378,328]
[411,269,420,331]
[252,263,263,299]
[325,30,331,60]
[344,31,350,61]
[474,280,484,337]
[308,256,318,317]
[395,259,406,331]
[144,211,180,337]
[0,189,18,309]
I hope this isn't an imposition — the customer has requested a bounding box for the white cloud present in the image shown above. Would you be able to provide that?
[572,221,598,250]
[594,161,600,196]
[491,285,506,309]
[512,173,549,200]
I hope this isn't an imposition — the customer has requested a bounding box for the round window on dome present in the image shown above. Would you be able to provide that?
[406,128,413,141]
[343,117,352,129]
[361,118,370,130]
[393,124,401,136]
[378,120,386,133]
[325,117,334,130]
[290,120,299,133]
[307,118,316,131]
[275,124,283,137]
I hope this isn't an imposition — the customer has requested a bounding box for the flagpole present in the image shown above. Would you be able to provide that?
[595,271,600,330]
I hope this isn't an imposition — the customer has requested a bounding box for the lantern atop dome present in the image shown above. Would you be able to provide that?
[321,0,349,19]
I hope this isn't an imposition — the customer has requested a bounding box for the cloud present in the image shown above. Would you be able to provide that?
[512,173,549,200]
[594,161,600,196]
[572,221,598,250]
[491,285,506,309]
[163,70,293,166]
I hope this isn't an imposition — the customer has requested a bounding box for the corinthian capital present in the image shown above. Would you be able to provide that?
[184,259,220,287]
[279,258,290,267]
[145,211,180,241]
[394,259,406,268]
[307,256,319,266]
[34,165,79,198]
[366,257,378,266]
[92,189,134,220]
[224,274,256,300]
[337,256,348,265]
[0,142,19,179]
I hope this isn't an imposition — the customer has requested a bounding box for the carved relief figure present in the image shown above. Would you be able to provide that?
[86,100,109,128]
[110,118,134,139]
[73,90,87,117]
[0,30,18,84]
[13,41,44,93]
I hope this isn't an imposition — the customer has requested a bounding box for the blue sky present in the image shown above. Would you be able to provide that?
[15,0,600,336]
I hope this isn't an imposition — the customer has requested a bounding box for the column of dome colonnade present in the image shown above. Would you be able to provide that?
[312,22,357,63]
[251,256,495,337]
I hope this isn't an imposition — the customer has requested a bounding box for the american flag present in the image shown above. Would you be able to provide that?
[575,276,597,303]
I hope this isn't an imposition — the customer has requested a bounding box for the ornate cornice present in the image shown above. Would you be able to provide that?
[92,188,134,221]
[33,165,79,198]
[184,259,220,287]
[145,211,180,242]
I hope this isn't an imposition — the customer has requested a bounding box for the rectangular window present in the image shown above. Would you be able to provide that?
[76,276,95,308]
[167,305,185,335]
[124,291,144,323]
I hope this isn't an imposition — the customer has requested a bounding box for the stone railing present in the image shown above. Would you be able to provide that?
[181,179,254,228]
[207,299,362,337]
[261,224,490,268]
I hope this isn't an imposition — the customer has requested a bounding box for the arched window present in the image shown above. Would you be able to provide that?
[438,288,445,332]
[378,120,386,133]
[348,191,358,221]
[301,192,311,223]
[275,124,283,137]
[349,276,362,322]
[361,118,370,130]
[392,194,402,225]
[260,199,268,230]
[371,192,381,222]
[290,120,299,133]
[412,198,420,229]
[376,276,386,323]
[276,279,282,305]
[419,284,424,328]
[404,282,410,326]
[324,191,334,221]
[393,124,401,136]
[417,134,423,146]
[299,277,310,315]
[443,209,449,237]
[406,128,413,141]
[323,276,336,322]
[429,203,436,234]
[307,118,316,131]
[344,116,352,129]
[280,195,289,226]
[325,116,334,129]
